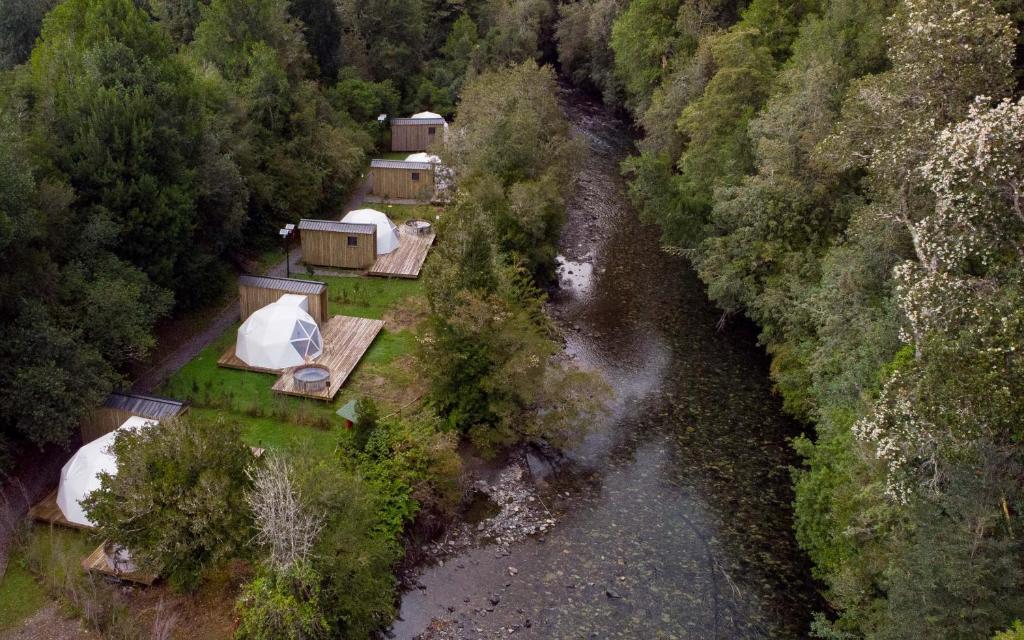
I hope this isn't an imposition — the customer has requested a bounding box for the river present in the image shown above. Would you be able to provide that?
[390,87,820,639]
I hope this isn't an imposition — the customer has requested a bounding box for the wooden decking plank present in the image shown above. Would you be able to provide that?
[27,490,92,530]
[368,230,434,279]
[217,346,282,374]
[216,315,382,401]
[82,544,157,585]
[271,316,384,401]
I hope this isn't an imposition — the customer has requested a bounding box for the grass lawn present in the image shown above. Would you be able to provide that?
[0,552,47,632]
[160,277,428,454]
[0,524,99,632]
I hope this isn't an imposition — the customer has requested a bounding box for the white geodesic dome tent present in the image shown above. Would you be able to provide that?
[341,209,401,254]
[404,152,441,164]
[236,294,323,370]
[57,416,158,527]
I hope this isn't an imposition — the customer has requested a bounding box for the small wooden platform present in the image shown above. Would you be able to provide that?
[272,316,384,400]
[217,348,282,374]
[82,544,157,585]
[27,490,92,530]
[368,230,435,279]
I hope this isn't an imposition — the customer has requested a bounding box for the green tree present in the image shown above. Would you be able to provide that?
[17,0,237,306]
[0,0,58,68]
[192,0,369,239]
[83,415,255,591]
[0,117,169,457]
[352,397,379,452]
[443,61,579,279]
[235,563,329,640]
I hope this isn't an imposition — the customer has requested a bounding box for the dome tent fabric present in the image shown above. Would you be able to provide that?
[236,295,324,370]
[341,209,401,254]
[404,152,441,164]
[57,416,158,527]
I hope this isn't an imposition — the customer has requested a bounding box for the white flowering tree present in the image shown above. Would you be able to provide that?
[855,96,1024,501]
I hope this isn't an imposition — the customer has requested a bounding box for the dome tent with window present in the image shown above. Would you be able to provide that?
[236,294,324,371]
[57,416,158,527]
[341,209,401,254]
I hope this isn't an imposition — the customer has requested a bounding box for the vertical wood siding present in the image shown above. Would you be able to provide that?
[370,166,436,200]
[391,123,440,151]
[300,228,378,269]
[240,282,330,326]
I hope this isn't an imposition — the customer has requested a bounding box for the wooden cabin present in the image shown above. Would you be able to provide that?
[298,219,377,269]
[390,117,445,151]
[239,274,329,326]
[370,159,435,200]
[81,393,188,444]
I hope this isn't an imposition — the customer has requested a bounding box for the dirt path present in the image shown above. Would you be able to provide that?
[131,175,372,393]
[0,604,98,640]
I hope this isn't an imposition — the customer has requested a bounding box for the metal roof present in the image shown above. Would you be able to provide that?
[103,393,187,419]
[391,117,446,125]
[298,219,376,234]
[238,274,327,294]
[370,159,434,171]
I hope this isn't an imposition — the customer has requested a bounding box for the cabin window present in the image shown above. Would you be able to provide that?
[411,172,420,182]
[347,236,359,246]
[427,127,436,135]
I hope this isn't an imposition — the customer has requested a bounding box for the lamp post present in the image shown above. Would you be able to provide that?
[279,223,295,277]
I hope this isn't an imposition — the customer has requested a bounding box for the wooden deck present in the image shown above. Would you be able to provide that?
[218,316,383,401]
[217,347,282,374]
[368,230,435,279]
[82,544,157,585]
[27,490,92,530]
[272,316,384,400]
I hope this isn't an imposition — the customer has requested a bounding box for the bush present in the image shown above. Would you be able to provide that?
[235,564,328,640]
[83,415,255,591]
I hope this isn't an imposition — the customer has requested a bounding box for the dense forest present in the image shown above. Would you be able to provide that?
[3,0,1024,637]
[556,0,1024,636]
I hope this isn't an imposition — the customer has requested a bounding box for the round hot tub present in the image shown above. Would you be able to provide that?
[405,219,433,236]
[293,364,330,392]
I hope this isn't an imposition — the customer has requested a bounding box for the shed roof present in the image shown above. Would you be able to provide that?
[298,219,377,234]
[370,159,434,171]
[238,274,327,295]
[391,117,446,126]
[102,393,186,419]
[336,399,359,422]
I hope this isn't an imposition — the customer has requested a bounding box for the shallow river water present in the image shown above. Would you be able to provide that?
[390,88,820,639]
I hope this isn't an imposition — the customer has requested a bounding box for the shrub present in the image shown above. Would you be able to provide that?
[235,564,328,640]
[83,414,255,591]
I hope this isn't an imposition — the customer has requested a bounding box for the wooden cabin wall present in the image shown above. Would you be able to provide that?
[79,405,189,444]
[239,283,329,326]
[370,166,435,200]
[391,124,440,151]
[300,229,377,269]
[80,407,133,444]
